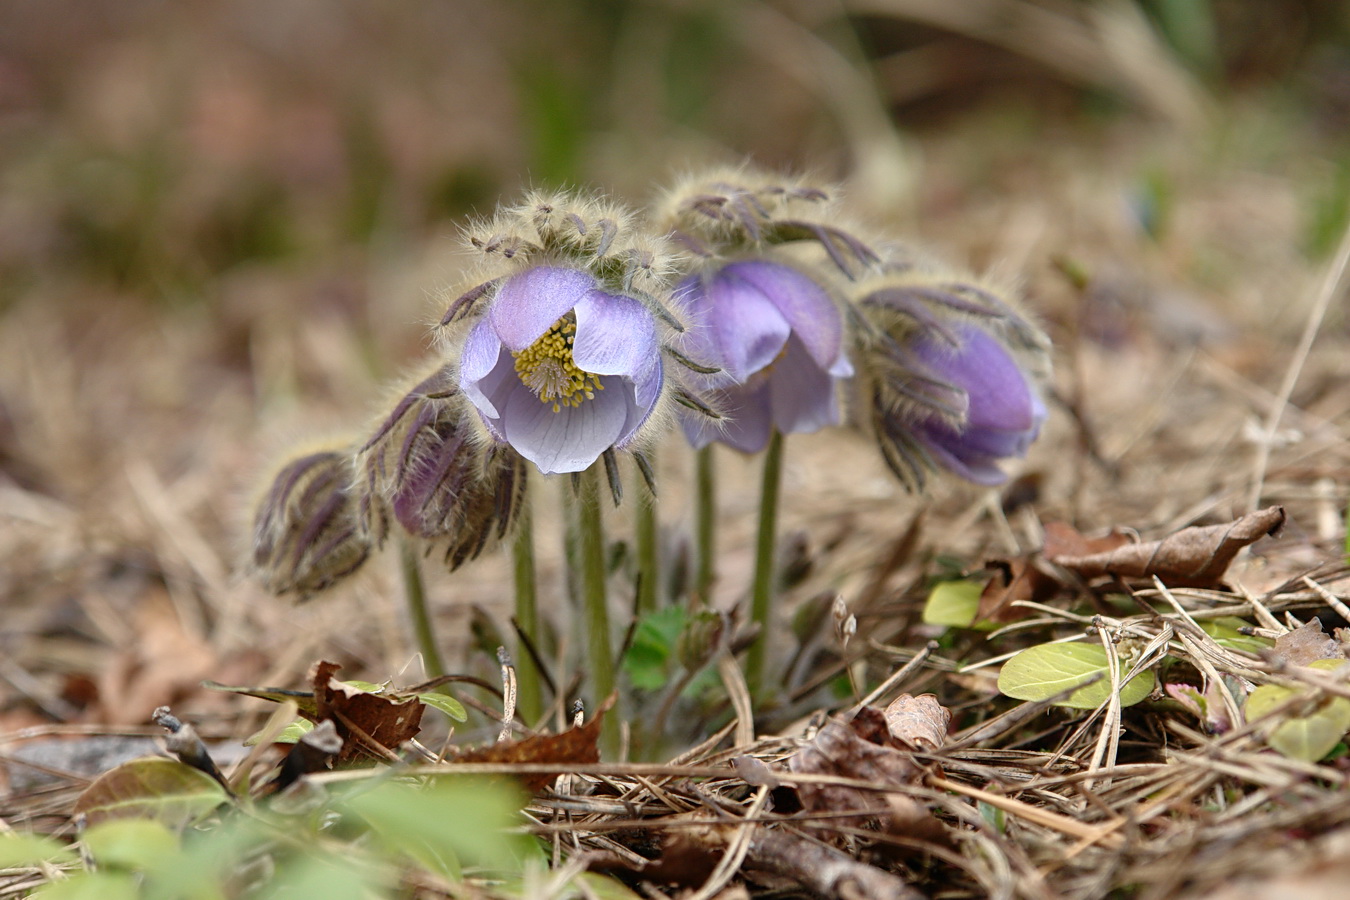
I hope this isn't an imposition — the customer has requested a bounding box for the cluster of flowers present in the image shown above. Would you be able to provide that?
[251,169,1050,597]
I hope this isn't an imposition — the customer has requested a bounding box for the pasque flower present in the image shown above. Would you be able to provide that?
[880,322,1046,486]
[457,265,664,475]
[677,260,853,454]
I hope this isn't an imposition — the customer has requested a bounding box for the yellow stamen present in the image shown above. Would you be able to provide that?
[512,316,605,412]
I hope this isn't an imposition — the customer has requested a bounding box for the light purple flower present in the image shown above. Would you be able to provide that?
[458,266,663,475]
[677,260,853,454]
[896,324,1045,486]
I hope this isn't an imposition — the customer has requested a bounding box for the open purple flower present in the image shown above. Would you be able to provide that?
[458,266,663,475]
[677,260,852,454]
[895,324,1045,485]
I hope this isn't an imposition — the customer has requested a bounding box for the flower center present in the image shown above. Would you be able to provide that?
[512,315,605,413]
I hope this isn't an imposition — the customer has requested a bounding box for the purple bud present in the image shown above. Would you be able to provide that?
[360,365,524,570]
[892,324,1045,486]
[251,450,370,598]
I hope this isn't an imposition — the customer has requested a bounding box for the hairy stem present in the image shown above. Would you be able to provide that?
[578,464,620,758]
[399,538,444,679]
[511,495,542,723]
[746,429,784,695]
[695,445,716,603]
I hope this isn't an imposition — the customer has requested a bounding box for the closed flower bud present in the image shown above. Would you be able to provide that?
[250,448,370,598]
[858,270,1050,488]
[359,365,525,570]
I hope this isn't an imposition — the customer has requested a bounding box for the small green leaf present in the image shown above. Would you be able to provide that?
[0,832,76,867]
[1246,659,1350,762]
[998,642,1156,709]
[73,758,229,828]
[1200,617,1273,654]
[82,819,178,873]
[417,691,468,723]
[623,607,686,691]
[244,717,314,746]
[922,580,984,629]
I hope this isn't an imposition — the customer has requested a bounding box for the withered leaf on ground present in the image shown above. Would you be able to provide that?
[977,521,1130,623]
[1052,506,1286,588]
[449,696,611,793]
[883,693,951,751]
[786,705,942,838]
[1271,618,1345,667]
[311,661,424,763]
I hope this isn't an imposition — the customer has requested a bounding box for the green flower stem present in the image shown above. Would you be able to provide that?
[635,462,659,614]
[399,538,444,679]
[695,445,716,603]
[746,429,784,696]
[578,465,620,758]
[511,495,542,724]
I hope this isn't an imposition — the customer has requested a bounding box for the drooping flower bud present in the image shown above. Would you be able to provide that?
[358,364,525,570]
[250,448,371,598]
[858,268,1050,489]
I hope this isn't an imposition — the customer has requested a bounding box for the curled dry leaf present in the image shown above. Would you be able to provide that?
[450,695,612,793]
[311,661,424,763]
[1272,618,1344,667]
[883,693,950,751]
[786,706,942,837]
[1052,506,1286,588]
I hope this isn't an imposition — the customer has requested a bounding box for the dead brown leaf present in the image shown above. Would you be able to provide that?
[1052,506,1286,588]
[450,696,611,793]
[786,706,941,837]
[311,661,424,764]
[1272,618,1344,666]
[883,693,951,751]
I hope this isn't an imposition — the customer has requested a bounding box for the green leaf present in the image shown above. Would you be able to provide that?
[623,607,686,691]
[344,777,531,879]
[998,642,1156,709]
[82,819,179,873]
[1246,659,1350,762]
[34,872,139,900]
[1200,617,1273,654]
[921,579,984,628]
[245,717,314,746]
[0,832,76,867]
[418,691,468,723]
[73,758,230,828]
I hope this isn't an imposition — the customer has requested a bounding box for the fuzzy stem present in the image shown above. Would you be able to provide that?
[635,456,660,614]
[578,464,620,758]
[399,538,444,679]
[511,495,542,723]
[695,445,716,603]
[746,429,784,696]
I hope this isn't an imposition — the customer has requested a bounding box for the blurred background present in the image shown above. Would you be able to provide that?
[2,0,1349,732]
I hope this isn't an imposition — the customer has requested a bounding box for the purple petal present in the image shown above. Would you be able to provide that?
[489,267,596,352]
[914,326,1039,433]
[680,383,775,454]
[680,271,791,384]
[501,379,629,474]
[767,335,842,436]
[725,261,847,373]
[615,356,664,449]
[459,321,507,417]
[573,289,660,378]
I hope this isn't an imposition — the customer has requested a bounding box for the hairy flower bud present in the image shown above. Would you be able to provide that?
[858,269,1050,489]
[359,365,525,570]
[250,448,370,598]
